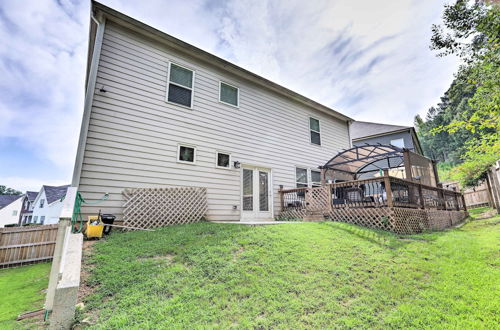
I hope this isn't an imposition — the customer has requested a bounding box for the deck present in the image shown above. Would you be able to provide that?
[278,175,468,234]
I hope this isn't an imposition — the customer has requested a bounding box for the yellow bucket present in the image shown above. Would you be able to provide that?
[86,216,104,238]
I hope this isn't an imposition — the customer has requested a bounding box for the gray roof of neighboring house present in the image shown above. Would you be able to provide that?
[0,195,22,210]
[43,185,70,204]
[26,191,38,201]
[350,121,411,140]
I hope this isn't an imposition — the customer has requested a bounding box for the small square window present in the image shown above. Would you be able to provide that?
[216,152,231,168]
[390,138,404,148]
[178,145,196,163]
[167,63,194,108]
[12,210,18,216]
[220,82,239,107]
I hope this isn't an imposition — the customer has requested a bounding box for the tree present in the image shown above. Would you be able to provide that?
[421,0,500,187]
[0,185,22,195]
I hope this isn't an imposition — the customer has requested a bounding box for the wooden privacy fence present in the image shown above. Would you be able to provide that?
[123,187,208,229]
[0,224,58,268]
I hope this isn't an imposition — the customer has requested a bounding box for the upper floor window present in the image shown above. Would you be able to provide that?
[12,210,18,216]
[296,168,308,188]
[33,216,38,223]
[219,82,239,107]
[216,152,231,169]
[178,145,196,164]
[390,138,404,148]
[309,117,321,145]
[40,216,45,224]
[167,63,194,108]
[40,199,45,208]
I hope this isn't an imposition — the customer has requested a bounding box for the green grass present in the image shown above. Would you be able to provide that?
[0,263,50,329]
[468,206,493,218]
[81,217,499,329]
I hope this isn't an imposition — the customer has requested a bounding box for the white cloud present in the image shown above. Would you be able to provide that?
[0,0,460,186]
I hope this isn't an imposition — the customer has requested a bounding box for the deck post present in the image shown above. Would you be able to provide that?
[461,194,467,211]
[454,192,460,211]
[278,185,284,212]
[383,170,393,208]
[327,184,333,211]
[437,183,446,210]
[403,149,412,180]
[417,183,425,209]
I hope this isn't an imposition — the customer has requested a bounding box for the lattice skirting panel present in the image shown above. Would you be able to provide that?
[122,187,208,229]
[280,207,469,234]
[276,208,308,221]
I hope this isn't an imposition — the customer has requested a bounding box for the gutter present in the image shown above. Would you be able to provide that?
[71,11,106,187]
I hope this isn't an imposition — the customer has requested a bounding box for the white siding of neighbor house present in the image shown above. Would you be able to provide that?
[0,197,23,228]
[31,190,65,225]
[76,21,350,222]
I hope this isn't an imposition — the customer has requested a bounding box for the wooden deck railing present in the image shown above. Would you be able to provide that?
[279,175,466,213]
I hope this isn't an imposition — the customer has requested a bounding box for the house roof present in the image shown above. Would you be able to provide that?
[43,185,70,204]
[350,121,411,140]
[90,1,352,122]
[26,191,38,202]
[0,195,22,210]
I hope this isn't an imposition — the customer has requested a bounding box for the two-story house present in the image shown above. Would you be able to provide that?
[350,121,423,154]
[0,195,23,227]
[72,1,353,223]
[19,191,38,225]
[30,185,70,225]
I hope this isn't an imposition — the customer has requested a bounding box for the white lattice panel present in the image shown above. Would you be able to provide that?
[122,187,208,229]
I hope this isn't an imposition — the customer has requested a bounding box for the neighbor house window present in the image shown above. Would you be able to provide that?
[177,145,196,163]
[40,216,45,224]
[167,63,194,108]
[216,152,231,169]
[310,117,321,145]
[12,210,18,216]
[311,170,322,187]
[296,168,308,188]
[40,199,45,208]
[33,216,38,223]
[219,82,239,107]
[390,138,404,148]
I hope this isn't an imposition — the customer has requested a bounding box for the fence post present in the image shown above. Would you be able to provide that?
[454,193,460,211]
[461,194,467,212]
[383,170,393,208]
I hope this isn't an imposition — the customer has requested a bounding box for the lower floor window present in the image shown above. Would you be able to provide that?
[216,152,231,168]
[178,145,196,163]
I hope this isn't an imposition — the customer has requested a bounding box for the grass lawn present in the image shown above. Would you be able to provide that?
[81,216,499,329]
[0,263,51,329]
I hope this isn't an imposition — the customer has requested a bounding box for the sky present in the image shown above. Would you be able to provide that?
[0,0,460,192]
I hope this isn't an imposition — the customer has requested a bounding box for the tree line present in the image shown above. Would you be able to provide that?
[415,0,499,187]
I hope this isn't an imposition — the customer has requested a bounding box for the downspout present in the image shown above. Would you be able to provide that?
[71,11,106,187]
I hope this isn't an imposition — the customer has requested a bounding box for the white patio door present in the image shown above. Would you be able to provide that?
[241,166,272,221]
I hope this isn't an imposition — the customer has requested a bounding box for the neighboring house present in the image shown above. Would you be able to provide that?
[19,191,38,225]
[350,121,423,155]
[30,185,70,225]
[72,1,352,222]
[0,195,23,228]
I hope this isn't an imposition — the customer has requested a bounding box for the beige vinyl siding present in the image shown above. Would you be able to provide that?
[77,21,350,222]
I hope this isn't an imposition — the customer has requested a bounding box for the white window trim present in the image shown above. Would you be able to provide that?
[215,151,232,169]
[311,169,322,187]
[309,116,321,146]
[165,61,196,110]
[295,166,309,188]
[177,144,197,164]
[219,81,240,108]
